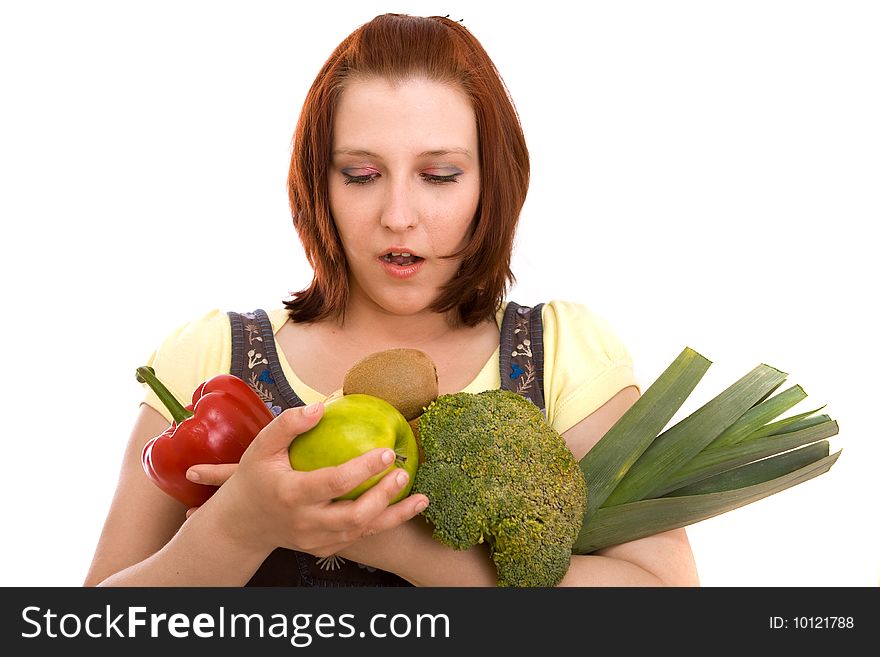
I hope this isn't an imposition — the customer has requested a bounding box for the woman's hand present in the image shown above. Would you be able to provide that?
[185,403,429,559]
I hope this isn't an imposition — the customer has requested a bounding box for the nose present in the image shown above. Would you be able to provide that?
[379,179,417,232]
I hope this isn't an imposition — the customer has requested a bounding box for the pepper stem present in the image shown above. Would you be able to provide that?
[136,366,194,424]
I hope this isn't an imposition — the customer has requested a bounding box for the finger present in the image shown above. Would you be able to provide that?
[248,403,324,459]
[311,490,426,555]
[348,472,429,528]
[352,466,414,511]
[304,447,397,502]
[185,507,199,519]
[186,463,238,486]
[362,493,430,537]
[323,467,420,532]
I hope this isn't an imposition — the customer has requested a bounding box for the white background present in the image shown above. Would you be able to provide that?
[1,0,877,587]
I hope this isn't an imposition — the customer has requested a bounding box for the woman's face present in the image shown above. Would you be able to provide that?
[328,76,480,319]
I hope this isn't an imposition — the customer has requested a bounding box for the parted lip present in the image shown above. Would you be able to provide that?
[378,246,424,259]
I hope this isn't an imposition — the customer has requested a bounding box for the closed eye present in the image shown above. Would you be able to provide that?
[420,172,460,184]
[343,172,379,185]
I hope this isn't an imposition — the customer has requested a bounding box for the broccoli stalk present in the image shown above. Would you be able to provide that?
[411,389,587,587]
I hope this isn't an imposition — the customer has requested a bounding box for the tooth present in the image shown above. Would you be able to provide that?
[401,252,411,257]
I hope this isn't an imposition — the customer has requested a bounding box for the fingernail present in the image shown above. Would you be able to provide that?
[396,470,409,486]
[304,402,322,416]
[415,499,428,513]
[186,469,200,482]
[381,450,395,465]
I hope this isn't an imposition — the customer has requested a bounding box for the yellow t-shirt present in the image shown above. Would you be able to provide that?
[141,300,638,435]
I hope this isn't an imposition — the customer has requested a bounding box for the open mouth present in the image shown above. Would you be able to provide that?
[381,251,424,266]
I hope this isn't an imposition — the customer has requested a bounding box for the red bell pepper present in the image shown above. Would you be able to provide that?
[137,366,275,508]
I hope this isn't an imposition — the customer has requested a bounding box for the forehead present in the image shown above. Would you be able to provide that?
[332,76,477,153]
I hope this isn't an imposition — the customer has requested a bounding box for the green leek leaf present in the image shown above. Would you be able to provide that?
[704,385,807,450]
[652,420,839,497]
[603,363,789,507]
[663,441,830,496]
[573,450,841,554]
[578,347,710,525]
[762,413,832,437]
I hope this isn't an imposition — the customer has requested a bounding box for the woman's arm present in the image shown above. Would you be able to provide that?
[84,403,427,586]
[340,387,700,587]
[84,405,211,586]
[555,385,700,586]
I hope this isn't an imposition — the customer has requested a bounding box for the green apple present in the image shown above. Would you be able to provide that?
[288,393,419,503]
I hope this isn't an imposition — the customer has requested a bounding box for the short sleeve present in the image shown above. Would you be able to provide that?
[140,309,233,423]
[542,300,639,435]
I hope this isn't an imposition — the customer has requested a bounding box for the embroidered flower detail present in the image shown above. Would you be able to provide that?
[245,323,264,346]
[257,368,275,385]
[356,562,377,573]
[510,364,524,379]
[266,402,283,416]
[248,374,274,403]
[515,362,536,394]
[247,349,269,369]
[316,555,346,571]
[512,339,532,358]
[243,312,257,320]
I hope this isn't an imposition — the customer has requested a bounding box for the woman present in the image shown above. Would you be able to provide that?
[85,13,699,587]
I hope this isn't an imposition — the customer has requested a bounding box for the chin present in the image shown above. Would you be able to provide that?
[373,291,438,318]
[380,301,434,318]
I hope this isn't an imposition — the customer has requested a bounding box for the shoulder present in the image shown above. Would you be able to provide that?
[499,299,631,363]
[141,309,233,421]
[537,300,639,434]
[266,308,291,334]
[540,300,633,363]
[149,309,232,363]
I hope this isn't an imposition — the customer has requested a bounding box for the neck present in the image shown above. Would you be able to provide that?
[337,297,460,350]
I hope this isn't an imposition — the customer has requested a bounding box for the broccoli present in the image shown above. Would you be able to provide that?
[410,389,587,587]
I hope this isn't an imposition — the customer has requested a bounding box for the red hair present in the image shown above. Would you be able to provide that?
[285,14,530,326]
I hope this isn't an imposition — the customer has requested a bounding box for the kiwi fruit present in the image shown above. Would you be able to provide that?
[343,348,439,421]
[408,416,425,464]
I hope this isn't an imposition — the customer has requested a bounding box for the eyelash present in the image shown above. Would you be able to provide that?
[342,172,460,186]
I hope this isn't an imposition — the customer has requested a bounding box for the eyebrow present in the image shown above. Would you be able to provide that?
[332,147,473,158]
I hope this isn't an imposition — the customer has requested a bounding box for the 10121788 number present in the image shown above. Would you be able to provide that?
[793,616,854,629]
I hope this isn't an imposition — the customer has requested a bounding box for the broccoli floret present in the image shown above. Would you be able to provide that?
[411,389,588,587]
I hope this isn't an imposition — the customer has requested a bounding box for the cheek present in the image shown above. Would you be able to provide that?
[426,197,479,255]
